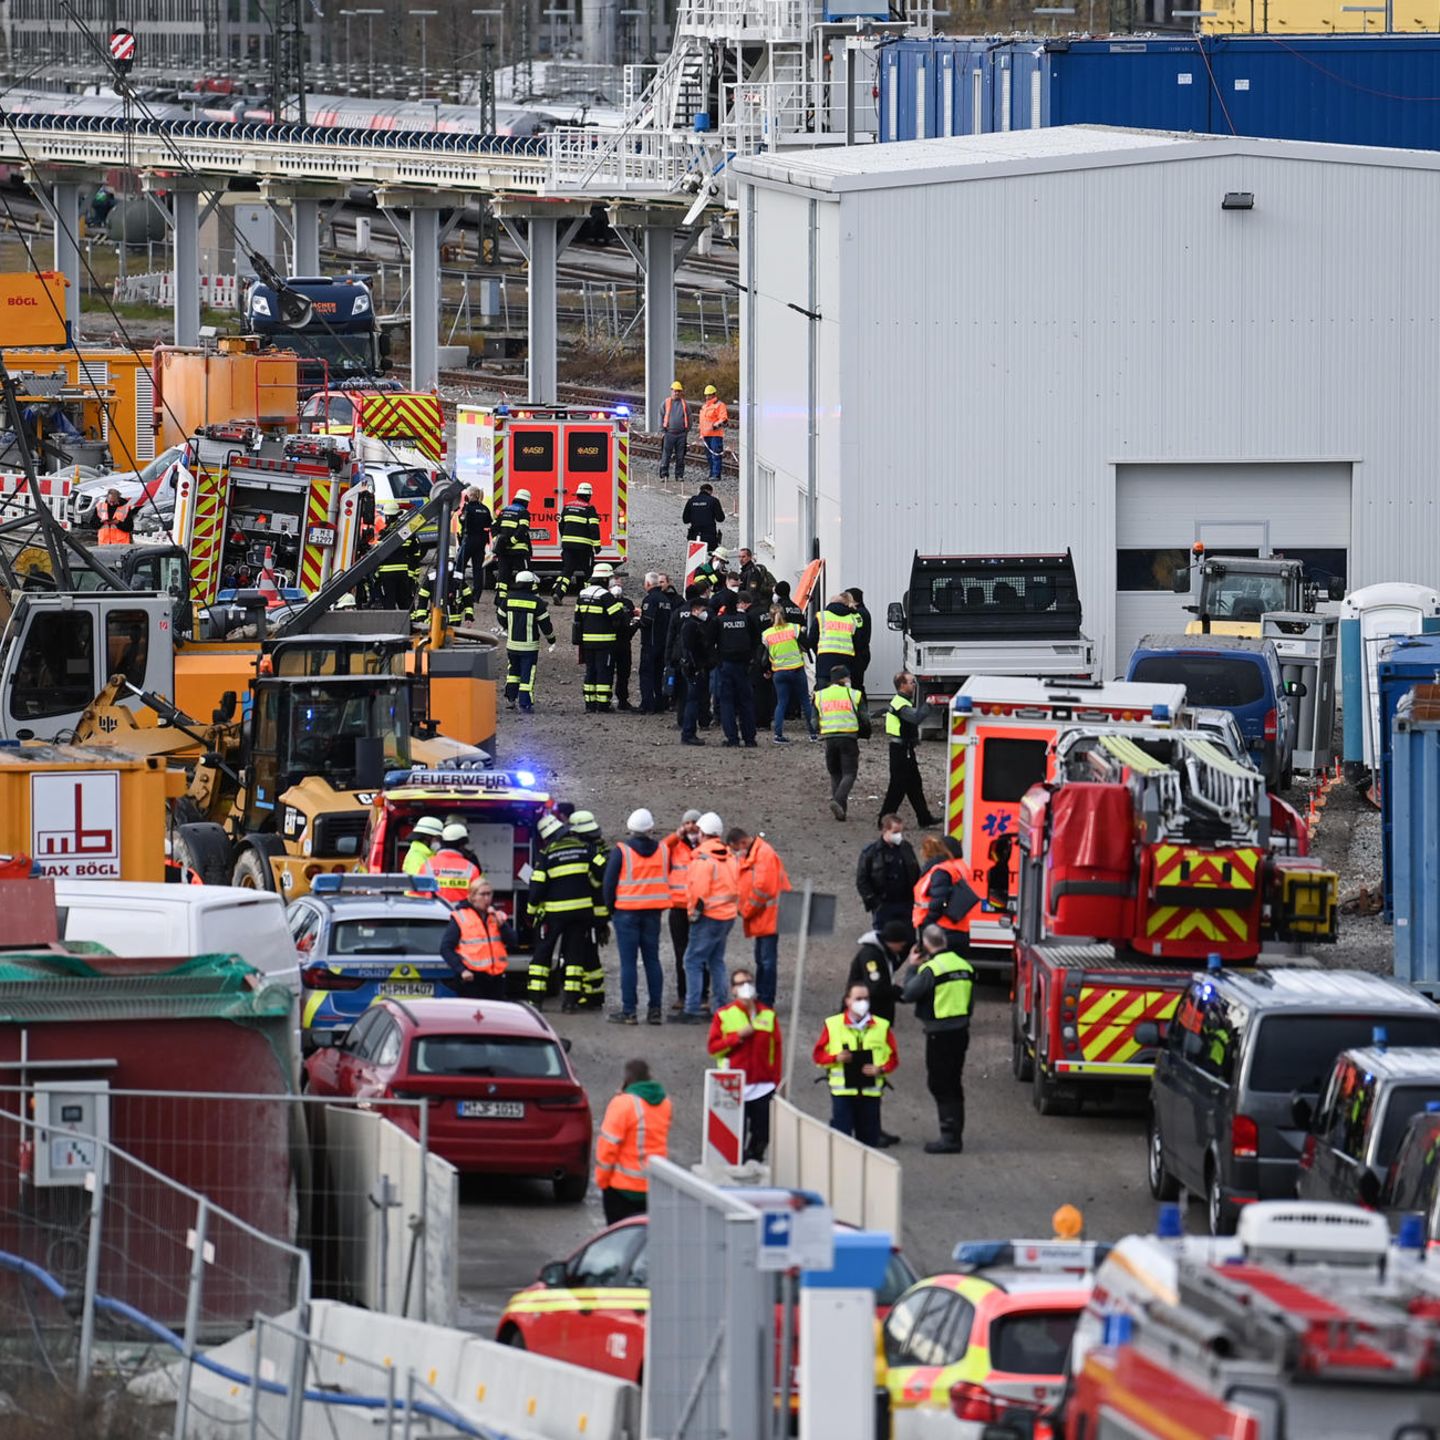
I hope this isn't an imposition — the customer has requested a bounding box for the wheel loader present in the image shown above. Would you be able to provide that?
[74,630,487,897]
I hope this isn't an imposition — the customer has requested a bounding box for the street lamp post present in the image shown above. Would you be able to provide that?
[355,7,383,95]
[412,8,437,97]
[340,8,356,93]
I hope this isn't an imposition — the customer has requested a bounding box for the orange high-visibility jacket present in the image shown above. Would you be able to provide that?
[699,397,729,438]
[594,1087,672,1193]
[686,839,740,922]
[663,832,697,909]
[613,840,671,911]
[738,836,791,939]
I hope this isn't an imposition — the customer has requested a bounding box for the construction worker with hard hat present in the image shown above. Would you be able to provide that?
[573,563,628,713]
[504,570,557,713]
[553,481,602,603]
[421,822,483,904]
[493,487,534,624]
[698,384,729,481]
[402,815,445,876]
[602,808,670,1025]
[658,379,690,483]
[439,877,516,1000]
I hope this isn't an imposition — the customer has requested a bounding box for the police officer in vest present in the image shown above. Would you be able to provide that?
[553,481,602,603]
[815,663,867,821]
[879,670,940,828]
[811,980,899,1148]
[440,879,516,999]
[808,590,861,689]
[602,808,670,1025]
[504,570,557,712]
[899,924,976,1155]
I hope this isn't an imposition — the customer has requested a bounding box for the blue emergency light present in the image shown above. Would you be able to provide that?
[1151,704,1171,721]
[614,404,631,417]
[1374,1025,1389,1051]
[954,696,974,714]
[515,769,537,788]
[1206,953,1223,972]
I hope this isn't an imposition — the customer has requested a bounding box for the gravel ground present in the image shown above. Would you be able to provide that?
[1304,771,1394,975]
[452,426,1401,1330]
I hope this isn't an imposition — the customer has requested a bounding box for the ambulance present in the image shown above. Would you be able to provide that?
[943,676,1187,963]
[173,425,368,606]
[454,403,630,570]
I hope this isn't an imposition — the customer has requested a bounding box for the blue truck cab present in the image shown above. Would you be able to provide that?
[243,273,388,390]
[1125,633,1296,789]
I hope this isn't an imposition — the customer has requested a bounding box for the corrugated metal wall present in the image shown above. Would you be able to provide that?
[879,35,1440,151]
[746,141,1440,683]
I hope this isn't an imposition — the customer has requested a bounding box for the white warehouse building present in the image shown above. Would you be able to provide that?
[732,126,1440,687]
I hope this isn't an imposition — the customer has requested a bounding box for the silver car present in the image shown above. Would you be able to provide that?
[71,445,187,530]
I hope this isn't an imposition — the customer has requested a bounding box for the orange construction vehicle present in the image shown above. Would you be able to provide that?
[152,340,301,451]
[1011,725,1337,1116]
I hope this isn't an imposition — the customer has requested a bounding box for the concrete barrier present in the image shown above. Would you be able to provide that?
[770,1096,901,1233]
[134,1300,642,1440]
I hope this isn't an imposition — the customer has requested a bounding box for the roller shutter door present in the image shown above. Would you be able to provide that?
[1114,462,1352,673]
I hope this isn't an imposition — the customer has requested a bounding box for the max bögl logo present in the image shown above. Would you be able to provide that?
[31,772,122,876]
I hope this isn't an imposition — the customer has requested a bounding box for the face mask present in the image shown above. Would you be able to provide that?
[735,983,756,1001]
[884,830,904,846]
[727,580,740,591]
[849,997,870,1019]
[610,584,623,597]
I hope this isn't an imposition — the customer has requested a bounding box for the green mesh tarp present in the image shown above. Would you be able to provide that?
[0,952,294,1023]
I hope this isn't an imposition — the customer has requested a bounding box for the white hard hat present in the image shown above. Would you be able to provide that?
[516,570,538,585]
[334,592,357,609]
[712,546,730,562]
[698,812,723,837]
[591,562,614,579]
[628,807,655,834]
[576,482,593,497]
[442,822,469,844]
[515,488,532,502]
[413,816,445,838]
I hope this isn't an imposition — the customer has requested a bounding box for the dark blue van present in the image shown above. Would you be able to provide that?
[1125,634,1295,788]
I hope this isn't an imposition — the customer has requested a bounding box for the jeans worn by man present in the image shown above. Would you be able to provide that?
[717,659,756,746]
[753,934,778,1007]
[613,909,664,1019]
[683,915,733,1016]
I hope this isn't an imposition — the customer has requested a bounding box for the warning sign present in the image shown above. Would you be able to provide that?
[31,772,121,877]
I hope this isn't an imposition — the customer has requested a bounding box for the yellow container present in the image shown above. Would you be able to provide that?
[0,745,185,883]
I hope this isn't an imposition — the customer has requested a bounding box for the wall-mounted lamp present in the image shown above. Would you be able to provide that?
[1221,192,1255,210]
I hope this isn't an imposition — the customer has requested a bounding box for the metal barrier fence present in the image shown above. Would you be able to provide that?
[770,1096,901,1235]
[0,1085,449,1354]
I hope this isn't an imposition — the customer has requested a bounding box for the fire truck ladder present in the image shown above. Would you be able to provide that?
[1169,1261,1440,1387]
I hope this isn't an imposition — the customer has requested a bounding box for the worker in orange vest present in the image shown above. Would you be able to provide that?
[912,835,979,939]
[730,826,791,1007]
[680,813,739,1023]
[439,879,516,999]
[699,384,729,481]
[663,809,703,1013]
[603,808,671,1026]
[95,488,135,545]
[421,821,482,905]
[594,1058,672,1222]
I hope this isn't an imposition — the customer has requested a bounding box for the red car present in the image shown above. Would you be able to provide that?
[303,997,591,1201]
[496,1215,918,1384]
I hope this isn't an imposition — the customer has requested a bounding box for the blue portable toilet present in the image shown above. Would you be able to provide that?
[1392,685,1440,995]
[1377,635,1440,919]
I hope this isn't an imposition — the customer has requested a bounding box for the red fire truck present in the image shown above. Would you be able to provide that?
[1068,1202,1440,1438]
[1012,726,1337,1116]
[944,677,1187,967]
[454,403,629,570]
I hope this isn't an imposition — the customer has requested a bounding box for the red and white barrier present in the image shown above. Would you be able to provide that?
[0,473,73,529]
[683,540,708,593]
[702,1068,745,1172]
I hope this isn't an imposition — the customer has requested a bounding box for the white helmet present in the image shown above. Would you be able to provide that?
[698,812,723,837]
[516,570,538,586]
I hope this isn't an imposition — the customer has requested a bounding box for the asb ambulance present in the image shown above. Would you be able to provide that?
[454,403,629,569]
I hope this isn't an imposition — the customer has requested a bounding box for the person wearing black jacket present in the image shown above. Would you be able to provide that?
[682,483,725,548]
[772,580,807,631]
[849,586,874,698]
[845,920,912,1026]
[715,590,761,748]
[879,671,940,828]
[856,814,921,936]
[675,592,714,746]
[640,572,680,713]
[610,578,640,711]
[456,487,493,596]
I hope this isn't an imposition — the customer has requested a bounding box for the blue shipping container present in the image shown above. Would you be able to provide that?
[1375,636,1440,918]
[878,33,1440,152]
[1392,686,1440,995]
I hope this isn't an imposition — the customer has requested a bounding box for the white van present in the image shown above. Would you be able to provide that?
[53,882,300,998]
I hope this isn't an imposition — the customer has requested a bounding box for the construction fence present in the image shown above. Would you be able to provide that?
[0,1083,455,1413]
